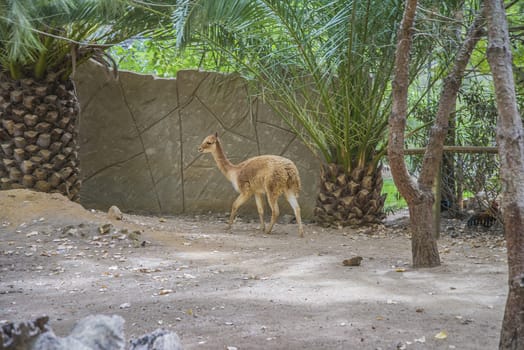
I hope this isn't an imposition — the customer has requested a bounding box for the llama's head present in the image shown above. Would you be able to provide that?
[198,132,219,153]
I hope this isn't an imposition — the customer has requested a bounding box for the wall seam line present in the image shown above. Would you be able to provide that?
[118,79,163,213]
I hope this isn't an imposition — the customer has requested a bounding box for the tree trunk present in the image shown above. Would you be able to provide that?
[442,114,458,215]
[410,200,441,267]
[0,73,81,200]
[440,6,464,217]
[483,0,524,348]
[388,0,440,267]
[389,1,485,267]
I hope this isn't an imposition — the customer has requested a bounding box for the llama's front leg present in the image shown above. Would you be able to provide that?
[228,192,251,231]
[266,194,280,234]
[254,194,265,232]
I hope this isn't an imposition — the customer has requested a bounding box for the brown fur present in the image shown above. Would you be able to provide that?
[198,133,304,237]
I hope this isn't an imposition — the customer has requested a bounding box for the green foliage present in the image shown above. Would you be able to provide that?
[469,1,524,105]
[408,64,501,205]
[125,0,412,175]
[112,0,478,176]
[111,39,228,77]
[382,178,407,212]
[399,0,523,211]
[109,0,522,184]
[507,0,524,106]
[0,0,173,80]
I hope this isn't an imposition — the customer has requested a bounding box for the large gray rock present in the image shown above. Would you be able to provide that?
[128,329,183,350]
[0,316,49,350]
[0,315,183,350]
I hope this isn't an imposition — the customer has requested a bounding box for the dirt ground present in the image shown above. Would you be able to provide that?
[0,189,508,350]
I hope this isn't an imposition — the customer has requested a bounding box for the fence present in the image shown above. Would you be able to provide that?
[383,147,500,221]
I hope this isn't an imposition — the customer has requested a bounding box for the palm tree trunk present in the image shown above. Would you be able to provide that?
[0,73,81,200]
[314,162,386,227]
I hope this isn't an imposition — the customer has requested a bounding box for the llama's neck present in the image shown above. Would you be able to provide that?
[212,141,236,178]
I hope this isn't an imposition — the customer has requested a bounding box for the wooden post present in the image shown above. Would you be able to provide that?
[404,146,498,154]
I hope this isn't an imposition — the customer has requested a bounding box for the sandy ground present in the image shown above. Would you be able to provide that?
[0,189,508,350]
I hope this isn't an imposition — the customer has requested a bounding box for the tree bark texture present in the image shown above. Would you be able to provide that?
[388,0,440,267]
[314,163,386,227]
[0,74,81,200]
[410,199,441,267]
[388,0,419,206]
[483,0,524,348]
[389,1,487,267]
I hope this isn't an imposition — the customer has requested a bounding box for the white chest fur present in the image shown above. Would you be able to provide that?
[228,172,240,193]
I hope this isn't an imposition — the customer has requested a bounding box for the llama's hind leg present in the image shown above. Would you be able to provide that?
[228,192,251,231]
[286,192,304,237]
[254,194,265,232]
[266,193,280,234]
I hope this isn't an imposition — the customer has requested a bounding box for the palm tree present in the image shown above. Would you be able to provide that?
[169,0,428,226]
[0,0,169,200]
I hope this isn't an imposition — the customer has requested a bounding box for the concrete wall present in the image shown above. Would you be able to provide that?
[74,62,319,218]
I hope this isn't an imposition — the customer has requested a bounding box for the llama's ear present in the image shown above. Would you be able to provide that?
[214,131,218,138]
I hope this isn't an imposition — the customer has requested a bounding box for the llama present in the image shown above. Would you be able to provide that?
[198,132,304,237]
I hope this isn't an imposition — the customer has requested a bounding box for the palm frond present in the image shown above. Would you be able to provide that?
[166,0,408,170]
[0,0,175,79]
[161,0,470,173]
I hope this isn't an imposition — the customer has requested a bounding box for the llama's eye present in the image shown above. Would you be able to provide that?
[207,141,213,145]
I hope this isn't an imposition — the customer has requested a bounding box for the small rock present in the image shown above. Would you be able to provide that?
[342,256,363,266]
[61,226,80,237]
[119,303,131,309]
[127,231,142,241]
[26,231,38,237]
[108,206,123,220]
[281,214,295,224]
[414,336,426,343]
[98,223,112,235]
